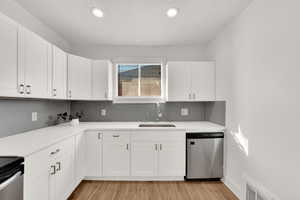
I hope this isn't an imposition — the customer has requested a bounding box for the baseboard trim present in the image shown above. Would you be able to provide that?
[221,176,242,200]
[84,176,185,181]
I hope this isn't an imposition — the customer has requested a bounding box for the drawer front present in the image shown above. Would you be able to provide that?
[103,131,130,142]
[131,131,185,142]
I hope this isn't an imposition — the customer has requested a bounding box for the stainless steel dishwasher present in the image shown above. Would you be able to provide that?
[0,157,24,200]
[186,132,224,180]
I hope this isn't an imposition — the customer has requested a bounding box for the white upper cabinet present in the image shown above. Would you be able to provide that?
[91,60,113,100]
[68,54,92,100]
[167,61,216,101]
[50,46,67,99]
[19,27,50,98]
[190,62,216,101]
[166,62,191,101]
[0,13,22,97]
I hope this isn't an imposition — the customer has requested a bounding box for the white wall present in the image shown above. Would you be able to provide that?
[206,0,300,199]
[0,0,70,51]
[70,44,209,61]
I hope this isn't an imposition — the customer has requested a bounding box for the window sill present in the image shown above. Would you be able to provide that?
[113,97,165,104]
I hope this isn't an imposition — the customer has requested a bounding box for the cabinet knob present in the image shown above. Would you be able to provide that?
[19,84,25,94]
[98,133,102,140]
[50,165,56,175]
[26,85,31,94]
[53,88,57,96]
[56,162,61,171]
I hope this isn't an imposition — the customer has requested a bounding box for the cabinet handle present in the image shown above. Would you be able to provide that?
[155,144,158,151]
[26,85,31,94]
[112,135,120,138]
[193,93,196,99]
[188,93,192,100]
[68,90,72,98]
[160,144,162,151]
[56,162,61,171]
[56,149,60,153]
[19,84,25,94]
[126,144,129,150]
[98,133,102,140]
[50,151,56,155]
[50,165,56,175]
[53,88,57,97]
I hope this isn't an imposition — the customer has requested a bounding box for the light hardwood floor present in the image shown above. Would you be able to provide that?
[68,181,239,200]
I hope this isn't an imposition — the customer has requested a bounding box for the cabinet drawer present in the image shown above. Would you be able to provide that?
[103,131,130,142]
[131,131,185,142]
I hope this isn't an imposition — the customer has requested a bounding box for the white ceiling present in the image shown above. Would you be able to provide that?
[15,0,251,46]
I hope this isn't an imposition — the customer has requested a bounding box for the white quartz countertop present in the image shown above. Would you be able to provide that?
[0,121,225,157]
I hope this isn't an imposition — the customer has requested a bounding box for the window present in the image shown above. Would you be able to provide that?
[117,64,162,97]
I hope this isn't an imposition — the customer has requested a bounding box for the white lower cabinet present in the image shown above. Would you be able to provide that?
[25,137,76,200]
[130,131,186,178]
[24,130,186,200]
[75,133,86,185]
[131,141,157,177]
[85,131,103,177]
[157,141,186,176]
[102,132,130,176]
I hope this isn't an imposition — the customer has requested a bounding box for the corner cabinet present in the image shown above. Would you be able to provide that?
[67,54,92,100]
[167,61,216,101]
[91,60,113,100]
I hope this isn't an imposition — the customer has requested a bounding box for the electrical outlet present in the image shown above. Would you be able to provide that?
[100,109,106,116]
[32,112,37,121]
[181,108,189,116]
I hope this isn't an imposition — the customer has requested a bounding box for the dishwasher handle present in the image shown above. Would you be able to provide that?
[186,132,224,139]
[0,171,22,191]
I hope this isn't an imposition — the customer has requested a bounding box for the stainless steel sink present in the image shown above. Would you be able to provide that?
[138,124,176,128]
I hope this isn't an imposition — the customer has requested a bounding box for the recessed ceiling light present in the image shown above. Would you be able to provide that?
[166,8,179,18]
[91,7,104,18]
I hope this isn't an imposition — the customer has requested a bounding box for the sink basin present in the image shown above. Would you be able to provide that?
[139,124,176,128]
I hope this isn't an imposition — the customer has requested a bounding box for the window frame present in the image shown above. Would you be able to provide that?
[114,63,164,103]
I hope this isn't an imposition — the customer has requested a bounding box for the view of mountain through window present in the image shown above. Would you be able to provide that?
[118,64,161,97]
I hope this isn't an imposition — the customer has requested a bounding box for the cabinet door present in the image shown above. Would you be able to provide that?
[68,54,92,100]
[85,131,102,177]
[167,62,191,101]
[75,133,86,185]
[51,46,67,99]
[0,13,22,97]
[19,27,49,98]
[55,138,75,200]
[92,60,112,100]
[24,146,53,200]
[190,62,216,101]
[158,141,186,177]
[103,133,130,176]
[131,141,157,177]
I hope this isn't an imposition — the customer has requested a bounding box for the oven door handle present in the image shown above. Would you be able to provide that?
[0,171,22,191]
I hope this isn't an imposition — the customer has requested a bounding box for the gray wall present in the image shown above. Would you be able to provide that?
[0,99,70,138]
[71,101,225,123]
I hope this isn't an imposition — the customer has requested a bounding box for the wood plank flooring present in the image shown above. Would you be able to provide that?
[68,181,239,200]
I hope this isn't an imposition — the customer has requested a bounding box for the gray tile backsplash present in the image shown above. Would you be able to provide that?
[0,99,70,138]
[0,99,225,138]
[71,101,225,124]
